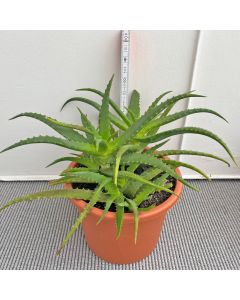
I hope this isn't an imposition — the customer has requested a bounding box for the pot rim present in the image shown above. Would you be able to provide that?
[65,159,183,222]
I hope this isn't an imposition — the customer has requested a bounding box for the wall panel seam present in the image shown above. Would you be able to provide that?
[178,30,202,155]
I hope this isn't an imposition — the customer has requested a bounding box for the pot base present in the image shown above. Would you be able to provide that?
[72,199,167,264]
[84,233,160,265]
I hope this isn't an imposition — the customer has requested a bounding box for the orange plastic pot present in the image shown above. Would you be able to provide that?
[65,161,183,264]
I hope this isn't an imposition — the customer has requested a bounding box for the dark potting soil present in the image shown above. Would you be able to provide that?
[72,164,176,212]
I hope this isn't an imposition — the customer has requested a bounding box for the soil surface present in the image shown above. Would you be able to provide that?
[72,164,176,212]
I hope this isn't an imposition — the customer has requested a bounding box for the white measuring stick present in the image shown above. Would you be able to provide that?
[120,30,130,113]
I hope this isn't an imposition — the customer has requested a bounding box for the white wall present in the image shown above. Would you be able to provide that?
[0,30,239,179]
[0,31,121,178]
[180,31,240,178]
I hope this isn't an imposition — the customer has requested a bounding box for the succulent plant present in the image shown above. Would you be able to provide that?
[0,75,235,254]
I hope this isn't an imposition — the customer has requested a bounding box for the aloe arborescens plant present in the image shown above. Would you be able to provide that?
[0,75,235,255]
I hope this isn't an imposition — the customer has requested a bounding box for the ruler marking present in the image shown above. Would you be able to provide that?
[120,30,130,113]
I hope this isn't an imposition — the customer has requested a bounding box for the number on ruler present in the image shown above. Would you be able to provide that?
[120,30,130,113]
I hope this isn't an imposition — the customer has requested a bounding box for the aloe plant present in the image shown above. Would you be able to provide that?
[0,75,235,254]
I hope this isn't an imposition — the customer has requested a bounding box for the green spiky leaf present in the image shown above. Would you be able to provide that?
[77,108,99,142]
[134,173,169,205]
[141,108,227,135]
[57,178,111,254]
[9,112,88,142]
[137,127,235,163]
[116,198,125,239]
[123,167,163,197]
[163,159,209,179]
[114,144,139,184]
[156,150,230,166]
[145,91,172,113]
[0,189,106,213]
[1,136,98,155]
[49,172,108,186]
[46,156,97,168]
[118,170,176,195]
[125,106,137,122]
[118,152,199,191]
[126,199,139,243]
[76,87,131,126]
[113,92,204,149]
[127,90,140,120]
[99,76,114,140]
[144,140,171,154]
[61,97,127,130]
[97,196,115,225]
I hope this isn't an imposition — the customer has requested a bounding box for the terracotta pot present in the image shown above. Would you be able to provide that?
[65,161,183,264]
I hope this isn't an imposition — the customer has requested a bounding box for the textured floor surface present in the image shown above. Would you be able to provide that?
[0,180,239,270]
